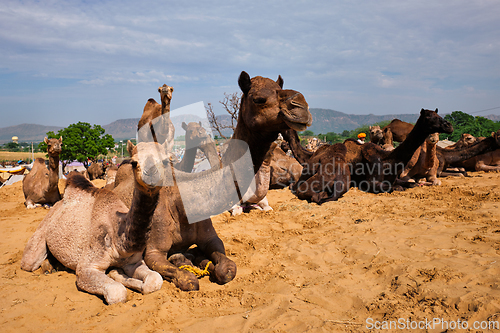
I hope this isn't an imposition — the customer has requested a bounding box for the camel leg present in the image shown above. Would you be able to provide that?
[255,196,273,211]
[20,229,48,271]
[144,247,199,291]
[121,260,163,294]
[476,161,500,172]
[77,267,128,304]
[197,221,236,285]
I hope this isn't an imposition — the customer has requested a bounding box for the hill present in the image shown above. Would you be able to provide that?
[0,123,63,144]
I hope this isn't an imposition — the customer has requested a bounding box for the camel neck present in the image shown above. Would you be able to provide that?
[176,147,197,172]
[438,136,497,163]
[48,154,60,181]
[387,119,430,165]
[122,187,159,252]
[423,142,437,170]
[281,129,313,165]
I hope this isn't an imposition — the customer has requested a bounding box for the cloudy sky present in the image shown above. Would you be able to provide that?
[1,0,499,128]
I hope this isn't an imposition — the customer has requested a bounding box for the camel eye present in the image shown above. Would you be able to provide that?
[131,161,138,168]
[253,97,267,104]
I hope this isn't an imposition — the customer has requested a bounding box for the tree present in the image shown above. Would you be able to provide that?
[206,92,241,139]
[40,122,115,171]
[299,130,315,137]
[442,111,500,142]
[4,142,20,151]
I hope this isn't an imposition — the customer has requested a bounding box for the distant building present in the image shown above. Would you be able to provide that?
[11,136,18,144]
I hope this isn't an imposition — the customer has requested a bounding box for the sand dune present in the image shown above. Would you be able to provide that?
[1,172,499,332]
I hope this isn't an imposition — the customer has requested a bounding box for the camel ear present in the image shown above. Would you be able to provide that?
[170,86,174,92]
[59,136,63,143]
[238,71,251,95]
[127,140,135,156]
[277,75,284,89]
[182,122,187,130]
[435,108,438,113]
[158,86,162,93]
[199,121,202,126]
[420,108,425,115]
[44,137,49,144]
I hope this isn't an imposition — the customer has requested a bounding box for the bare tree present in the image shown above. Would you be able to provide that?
[206,92,241,139]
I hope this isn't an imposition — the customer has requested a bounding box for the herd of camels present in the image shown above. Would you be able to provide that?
[19,71,500,304]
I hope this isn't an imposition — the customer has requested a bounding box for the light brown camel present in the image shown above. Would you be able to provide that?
[450,132,500,172]
[137,84,175,152]
[20,140,169,304]
[269,145,302,189]
[444,133,477,150]
[22,137,62,209]
[382,119,414,142]
[282,129,350,203]
[369,125,383,145]
[87,162,106,180]
[127,71,311,291]
[436,131,500,177]
[343,109,453,193]
[103,165,118,190]
[400,133,441,185]
[175,122,220,172]
[380,127,395,151]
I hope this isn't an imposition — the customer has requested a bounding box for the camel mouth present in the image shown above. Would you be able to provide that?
[283,118,310,132]
[279,109,313,132]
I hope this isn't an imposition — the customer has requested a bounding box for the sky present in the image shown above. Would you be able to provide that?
[1,0,499,128]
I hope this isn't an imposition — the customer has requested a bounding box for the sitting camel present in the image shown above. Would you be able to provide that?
[137,84,175,152]
[382,119,414,142]
[175,122,220,172]
[451,132,500,172]
[380,127,395,151]
[117,71,311,291]
[282,129,350,203]
[343,109,453,193]
[20,140,169,304]
[444,133,478,150]
[269,145,302,189]
[436,132,500,177]
[22,137,62,209]
[399,133,441,185]
[87,162,106,180]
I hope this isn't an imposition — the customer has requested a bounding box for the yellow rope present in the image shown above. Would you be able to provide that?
[179,261,212,278]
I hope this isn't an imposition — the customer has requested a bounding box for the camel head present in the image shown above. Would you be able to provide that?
[238,71,312,134]
[182,121,212,149]
[44,137,62,156]
[158,84,174,107]
[369,126,383,142]
[127,140,171,193]
[492,129,500,147]
[460,133,477,146]
[426,133,440,145]
[419,108,453,135]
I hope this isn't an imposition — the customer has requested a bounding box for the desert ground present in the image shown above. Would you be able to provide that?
[1,172,500,332]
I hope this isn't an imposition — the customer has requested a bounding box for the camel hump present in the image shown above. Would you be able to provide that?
[65,171,99,194]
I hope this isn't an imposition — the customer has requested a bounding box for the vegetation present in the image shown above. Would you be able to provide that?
[40,122,115,170]
[440,111,500,142]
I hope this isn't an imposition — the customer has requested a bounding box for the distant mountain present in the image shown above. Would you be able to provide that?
[0,123,63,144]
[1,110,499,143]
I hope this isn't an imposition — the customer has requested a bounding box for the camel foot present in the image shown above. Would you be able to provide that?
[103,283,128,305]
[142,271,163,294]
[168,253,200,291]
[211,258,237,285]
[41,259,55,274]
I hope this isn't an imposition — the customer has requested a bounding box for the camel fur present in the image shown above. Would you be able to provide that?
[382,119,414,142]
[175,121,220,172]
[22,137,62,209]
[20,140,170,304]
[269,145,302,189]
[369,125,383,145]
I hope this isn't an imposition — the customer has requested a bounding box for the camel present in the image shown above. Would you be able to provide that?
[382,119,414,142]
[121,71,311,291]
[137,84,175,152]
[22,137,62,209]
[444,133,478,150]
[87,162,106,180]
[399,133,441,185]
[269,145,302,189]
[281,129,350,203]
[20,140,170,304]
[436,131,500,177]
[380,127,395,151]
[175,122,220,172]
[343,109,453,193]
[369,125,383,145]
[448,132,500,172]
[103,165,118,190]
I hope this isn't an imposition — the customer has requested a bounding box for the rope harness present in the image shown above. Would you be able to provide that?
[179,261,212,278]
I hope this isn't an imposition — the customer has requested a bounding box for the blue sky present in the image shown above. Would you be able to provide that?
[1,0,499,128]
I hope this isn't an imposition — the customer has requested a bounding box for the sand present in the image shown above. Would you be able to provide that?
[1,172,500,332]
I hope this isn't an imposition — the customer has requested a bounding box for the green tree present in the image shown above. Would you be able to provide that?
[442,111,500,142]
[39,122,115,171]
[299,130,315,137]
[4,142,20,151]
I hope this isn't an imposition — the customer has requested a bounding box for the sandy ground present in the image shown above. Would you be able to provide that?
[1,172,500,332]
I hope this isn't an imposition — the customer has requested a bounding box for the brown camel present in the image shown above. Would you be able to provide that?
[380,127,395,151]
[399,133,441,185]
[22,137,62,209]
[343,109,453,193]
[281,129,350,203]
[444,133,477,150]
[87,162,106,180]
[137,84,175,152]
[449,132,500,172]
[269,145,302,189]
[129,71,311,291]
[20,140,170,304]
[382,119,414,142]
[436,131,500,177]
[369,125,383,145]
[175,121,220,172]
